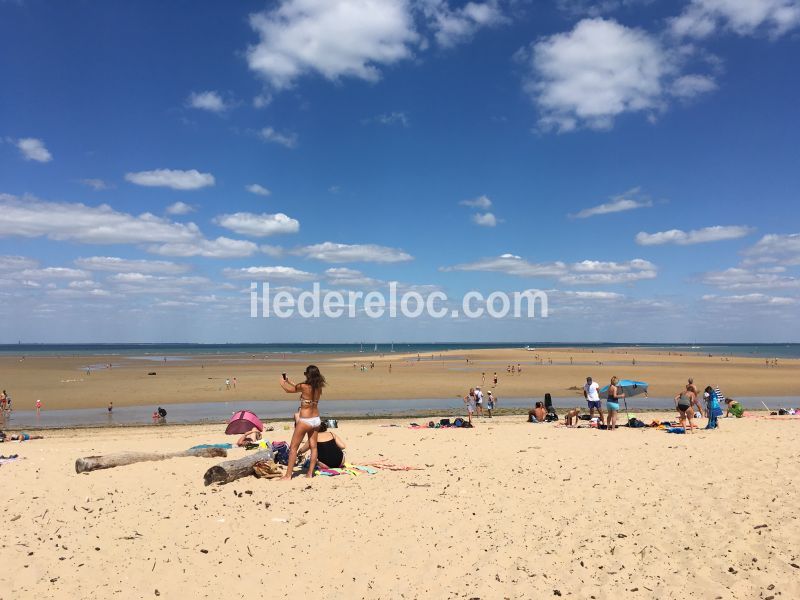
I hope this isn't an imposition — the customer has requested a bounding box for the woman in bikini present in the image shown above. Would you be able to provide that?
[280,365,326,480]
[674,386,696,432]
[606,376,625,431]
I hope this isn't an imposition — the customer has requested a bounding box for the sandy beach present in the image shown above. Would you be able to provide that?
[2,413,799,599]
[1,347,797,412]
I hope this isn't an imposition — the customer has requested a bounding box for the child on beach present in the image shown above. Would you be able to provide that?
[464,389,476,424]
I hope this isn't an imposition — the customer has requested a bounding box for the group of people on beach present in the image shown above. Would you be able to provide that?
[463,387,497,423]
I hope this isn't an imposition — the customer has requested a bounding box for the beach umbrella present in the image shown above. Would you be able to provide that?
[225,410,264,434]
[599,379,648,397]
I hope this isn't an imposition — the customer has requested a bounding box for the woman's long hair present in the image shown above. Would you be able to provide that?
[304,365,326,391]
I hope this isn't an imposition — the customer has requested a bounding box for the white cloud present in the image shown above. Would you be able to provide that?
[17,137,52,162]
[246,0,419,90]
[522,18,715,132]
[260,244,284,257]
[699,267,800,290]
[214,212,300,237]
[325,267,382,287]
[672,74,718,98]
[742,232,800,266]
[74,256,190,275]
[15,267,90,280]
[636,225,753,245]
[107,273,209,295]
[259,127,298,148]
[420,0,509,48]
[147,237,259,259]
[68,280,100,290]
[571,187,653,218]
[223,266,316,281]
[187,90,230,112]
[47,287,112,299]
[669,0,800,39]
[363,111,410,127]
[472,212,498,227]
[80,178,111,191]
[253,93,272,108]
[460,195,492,209]
[0,255,38,271]
[292,241,413,263]
[702,293,797,306]
[246,183,271,196]
[166,201,195,215]
[0,193,200,244]
[125,169,215,190]
[442,254,657,284]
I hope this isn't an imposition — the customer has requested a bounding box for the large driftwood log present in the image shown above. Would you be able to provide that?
[75,447,228,474]
[203,450,274,486]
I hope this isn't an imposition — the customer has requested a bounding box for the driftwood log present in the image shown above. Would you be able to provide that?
[203,450,274,486]
[75,447,228,474]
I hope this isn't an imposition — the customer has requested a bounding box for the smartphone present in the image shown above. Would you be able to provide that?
[282,373,287,381]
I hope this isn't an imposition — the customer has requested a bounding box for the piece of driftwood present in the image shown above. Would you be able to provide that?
[75,447,227,474]
[203,450,274,486]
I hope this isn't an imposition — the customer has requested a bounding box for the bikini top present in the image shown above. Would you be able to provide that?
[299,395,319,407]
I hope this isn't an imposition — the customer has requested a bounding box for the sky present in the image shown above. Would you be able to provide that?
[1,0,799,343]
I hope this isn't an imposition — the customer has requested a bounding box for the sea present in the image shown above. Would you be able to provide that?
[1,342,799,358]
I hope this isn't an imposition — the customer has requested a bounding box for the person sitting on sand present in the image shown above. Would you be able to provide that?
[674,388,696,433]
[564,407,581,427]
[528,401,546,423]
[280,365,326,480]
[299,420,346,469]
[236,427,262,447]
[725,397,743,418]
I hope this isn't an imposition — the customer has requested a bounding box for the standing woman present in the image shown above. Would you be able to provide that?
[606,376,625,431]
[280,365,326,480]
[674,386,696,432]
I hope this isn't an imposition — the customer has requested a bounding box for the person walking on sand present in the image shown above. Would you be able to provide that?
[674,387,696,432]
[35,398,42,415]
[108,402,113,413]
[280,366,326,480]
[225,378,231,390]
[474,386,484,417]
[486,390,496,418]
[605,376,624,431]
[493,372,498,387]
[583,377,605,427]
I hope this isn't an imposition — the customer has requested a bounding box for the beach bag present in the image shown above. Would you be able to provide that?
[272,441,289,465]
[253,460,285,479]
[778,408,788,415]
[453,418,464,428]
[440,418,451,427]
[545,413,558,422]
[627,418,645,428]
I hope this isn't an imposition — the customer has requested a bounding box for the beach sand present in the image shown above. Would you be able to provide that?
[1,347,797,411]
[2,413,800,599]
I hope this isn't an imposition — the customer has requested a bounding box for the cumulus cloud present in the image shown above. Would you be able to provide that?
[15,267,91,280]
[702,293,797,306]
[636,225,753,246]
[187,90,230,112]
[741,232,800,266]
[442,253,657,284]
[246,0,418,90]
[125,169,215,190]
[166,201,195,215]
[260,244,284,257]
[521,18,715,132]
[291,241,413,263]
[214,212,300,237]
[246,183,271,196]
[80,178,111,191]
[699,267,800,290]
[669,0,800,39]
[74,256,190,275]
[0,193,201,245]
[472,212,498,227]
[147,237,259,259]
[672,74,718,98]
[0,255,38,271]
[571,187,653,218]
[325,267,383,287]
[419,0,509,48]
[460,195,492,209]
[16,137,52,162]
[259,127,298,148]
[223,266,316,281]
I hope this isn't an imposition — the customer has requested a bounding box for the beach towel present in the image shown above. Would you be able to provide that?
[666,427,686,434]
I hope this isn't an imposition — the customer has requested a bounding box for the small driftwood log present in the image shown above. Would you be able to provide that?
[75,447,228,474]
[203,450,274,486]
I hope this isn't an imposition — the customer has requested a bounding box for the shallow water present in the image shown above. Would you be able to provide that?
[0,396,794,430]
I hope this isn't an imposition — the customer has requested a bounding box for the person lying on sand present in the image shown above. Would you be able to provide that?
[4,432,43,441]
[564,407,581,427]
[299,420,346,469]
[236,427,262,447]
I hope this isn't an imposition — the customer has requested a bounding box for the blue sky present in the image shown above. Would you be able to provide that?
[1,0,799,343]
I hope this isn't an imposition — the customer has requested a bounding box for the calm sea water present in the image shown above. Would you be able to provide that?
[1,342,798,358]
